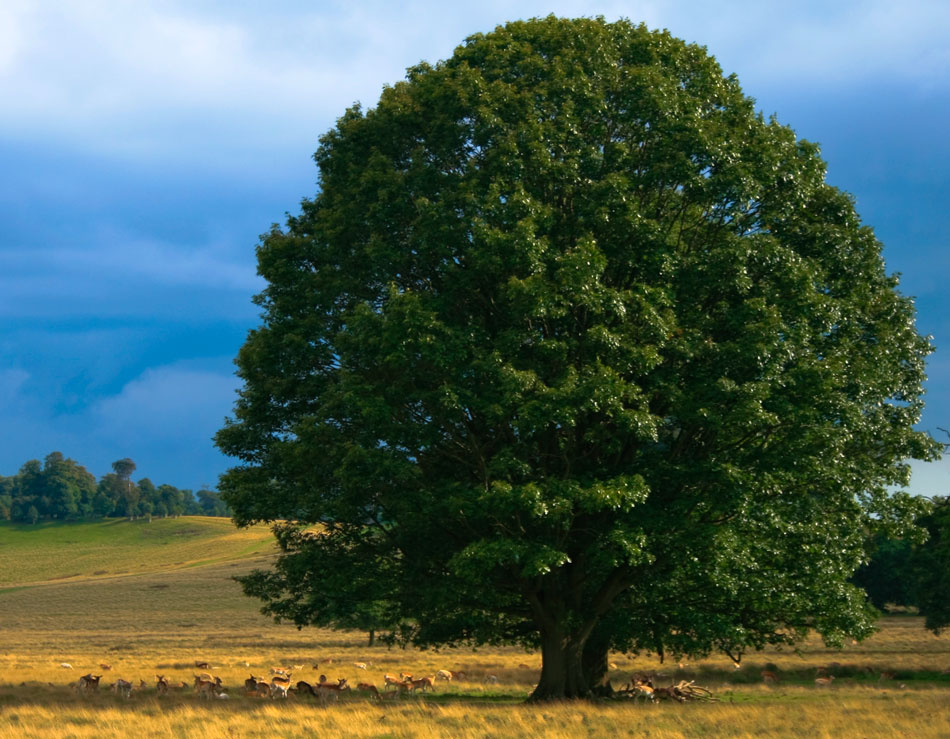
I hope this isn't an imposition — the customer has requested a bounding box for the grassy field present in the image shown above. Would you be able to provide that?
[1,519,949,737]
[0,517,275,588]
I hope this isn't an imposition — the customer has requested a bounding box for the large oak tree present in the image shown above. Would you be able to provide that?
[216,17,939,699]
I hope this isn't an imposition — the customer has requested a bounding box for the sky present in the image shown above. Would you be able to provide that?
[1,1,948,493]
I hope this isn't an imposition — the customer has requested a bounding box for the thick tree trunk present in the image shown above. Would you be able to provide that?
[367,629,375,647]
[582,635,613,697]
[528,628,591,701]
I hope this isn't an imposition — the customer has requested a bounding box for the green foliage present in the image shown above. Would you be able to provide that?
[0,453,229,522]
[907,498,950,632]
[852,535,915,610]
[216,17,939,698]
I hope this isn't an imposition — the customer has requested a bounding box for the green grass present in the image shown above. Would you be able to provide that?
[1,518,950,737]
[0,517,275,587]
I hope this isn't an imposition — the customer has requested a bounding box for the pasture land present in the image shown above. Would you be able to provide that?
[1,519,949,737]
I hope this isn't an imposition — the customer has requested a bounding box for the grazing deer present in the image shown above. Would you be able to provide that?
[356,682,381,700]
[112,679,133,698]
[761,670,780,685]
[815,675,836,687]
[436,670,453,682]
[407,676,434,693]
[449,670,467,681]
[879,670,897,681]
[295,680,318,697]
[78,674,101,693]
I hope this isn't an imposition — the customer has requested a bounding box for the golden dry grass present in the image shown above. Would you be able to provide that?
[1,518,949,736]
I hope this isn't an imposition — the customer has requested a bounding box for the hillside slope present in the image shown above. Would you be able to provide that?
[0,517,275,587]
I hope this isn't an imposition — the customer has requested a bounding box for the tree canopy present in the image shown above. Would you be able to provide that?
[0,453,229,523]
[216,17,939,700]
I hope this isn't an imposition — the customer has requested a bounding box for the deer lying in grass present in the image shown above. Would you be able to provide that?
[814,675,836,687]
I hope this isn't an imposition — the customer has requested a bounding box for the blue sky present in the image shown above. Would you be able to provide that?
[1,1,948,492]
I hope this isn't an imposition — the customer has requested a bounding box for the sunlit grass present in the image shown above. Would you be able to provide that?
[1,519,949,736]
[0,517,274,587]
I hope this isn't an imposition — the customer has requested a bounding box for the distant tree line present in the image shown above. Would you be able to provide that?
[0,452,230,523]
[853,496,950,633]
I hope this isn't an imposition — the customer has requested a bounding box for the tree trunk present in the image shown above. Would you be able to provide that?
[582,635,613,697]
[528,628,591,701]
[368,629,375,647]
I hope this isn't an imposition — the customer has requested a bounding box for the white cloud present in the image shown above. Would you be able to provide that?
[1,1,946,166]
[91,363,239,442]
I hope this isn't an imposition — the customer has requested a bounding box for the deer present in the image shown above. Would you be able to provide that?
[270,678,291,699]
[815,675,836,687]
[317,677,350,704]
[156,675,169,695]
[111,679,133,698]
[356,682,381,700]
[628,679,655,702]
[761,670,780,685]
[407,676,434,693]
[383,674,405,691]
[295,680,318,697]
[78,674,101,693]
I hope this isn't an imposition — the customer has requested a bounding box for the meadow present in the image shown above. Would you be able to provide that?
[1,518,949,737]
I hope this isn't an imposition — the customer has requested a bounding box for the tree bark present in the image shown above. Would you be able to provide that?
[367,629,375,647]
[582,634,613,697]
[528,627,591,701]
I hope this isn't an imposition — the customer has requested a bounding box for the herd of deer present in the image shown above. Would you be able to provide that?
[70,661,470,702]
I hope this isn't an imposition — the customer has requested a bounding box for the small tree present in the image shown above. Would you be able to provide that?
[217,17,939,699]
